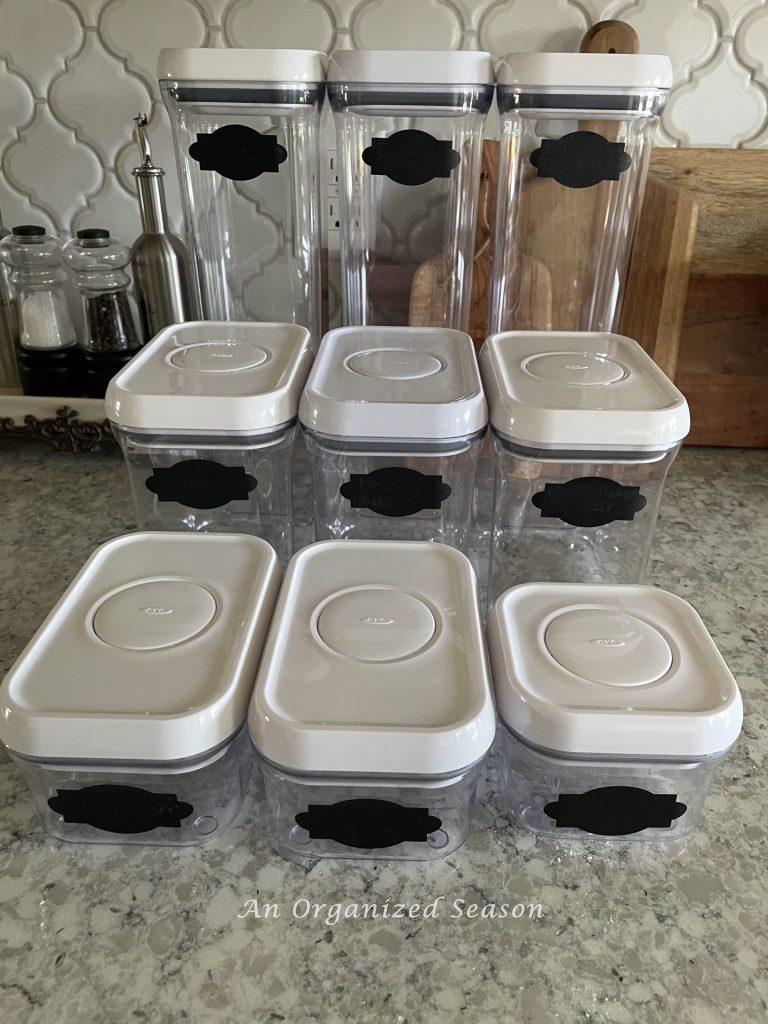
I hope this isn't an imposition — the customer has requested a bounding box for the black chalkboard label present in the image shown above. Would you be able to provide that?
[362,129,460,186]
[146,459,257,510]
[189,124,287,181]
[48,785,193,834]
[532,476,646,528]
[544,786,687,836]
[530,130,632,189]
[340,466,451,517]
[295,798,442,850]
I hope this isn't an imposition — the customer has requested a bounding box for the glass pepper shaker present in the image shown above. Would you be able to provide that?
[63,228,141,398]
[0,225,83,396]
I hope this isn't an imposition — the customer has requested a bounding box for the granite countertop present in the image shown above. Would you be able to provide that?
[0,437,766,1024]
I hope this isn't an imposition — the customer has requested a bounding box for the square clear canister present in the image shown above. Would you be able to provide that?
[479,331,690,599]
[300,326,487,551]
[106,321,313,564]
[487,583,743,841]
[249,540,496,861]
[0,533,280,846]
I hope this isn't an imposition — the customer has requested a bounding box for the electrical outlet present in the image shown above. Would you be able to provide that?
[327,196,341,233]
[326,149,339,187]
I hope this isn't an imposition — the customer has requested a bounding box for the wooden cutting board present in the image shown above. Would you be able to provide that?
[638,148,768,447]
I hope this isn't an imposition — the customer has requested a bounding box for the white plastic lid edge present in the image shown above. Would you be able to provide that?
[327,49,494,86]
[299,326,489,442]
[496,52,673,91]
[479,331,691,451]
[158,48,327,84]
[105,321,313,435]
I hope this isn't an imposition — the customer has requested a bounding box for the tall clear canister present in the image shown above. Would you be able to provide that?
[490,53,672,335]
[327,50,494,331]
[158,48,324,341]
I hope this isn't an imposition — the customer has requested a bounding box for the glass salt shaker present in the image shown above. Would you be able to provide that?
[0,224,21,389]
[0,225,83,396]
[63,228,141,398]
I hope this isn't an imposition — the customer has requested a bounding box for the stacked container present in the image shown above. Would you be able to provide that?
[0,533,280,846]
[300,326,487,551]
[490,53,672,334]
[106,321,313,564]
[327,50,494,330]
[250,540,495,861]
[480,331,689,599]
[159,48,324,341]
[488,583,742,840]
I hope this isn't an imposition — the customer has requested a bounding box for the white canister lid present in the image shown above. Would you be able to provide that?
[300,327,487,442]
[158,48,326,85]
[496,53,672,91]
[327,50,494,86]
[105,321,313,435]
[479,331,689,451]
[0,533,281,763]
[249,540,496,777]
[487,583,743,760]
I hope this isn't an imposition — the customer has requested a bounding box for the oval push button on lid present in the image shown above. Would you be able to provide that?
[345,347,443,381]
[169,340,269,373]
[523,351,626,386]
[544,607,672,686]
[317,587,436,663]
[92,579,218,651]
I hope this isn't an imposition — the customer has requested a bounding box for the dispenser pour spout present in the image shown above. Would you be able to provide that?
[133,113,154,169]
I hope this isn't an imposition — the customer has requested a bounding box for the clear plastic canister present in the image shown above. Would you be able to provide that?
[490,53,672,335]
[328,50,494,331]
[158,48,324,342]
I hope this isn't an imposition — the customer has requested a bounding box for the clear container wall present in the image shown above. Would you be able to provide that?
[305,431,484,551]
[258,756,481,862]
[491,87,667,334]
[329,84,492,330]
[489,436,679,601]
[497,723,719,841]
[114,424,297,564]
[161,82,322,341]
[13,726,252,847]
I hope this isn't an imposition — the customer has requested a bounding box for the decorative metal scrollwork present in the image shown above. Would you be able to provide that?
[0,405,113,454]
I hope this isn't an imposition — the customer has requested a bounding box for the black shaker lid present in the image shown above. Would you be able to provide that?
[12,224,46,239]
[77,228,110,241]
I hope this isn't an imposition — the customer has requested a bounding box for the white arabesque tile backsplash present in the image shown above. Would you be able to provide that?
[1,0,767,254]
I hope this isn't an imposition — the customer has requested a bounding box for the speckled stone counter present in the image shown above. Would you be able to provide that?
[0,437,766,1024]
